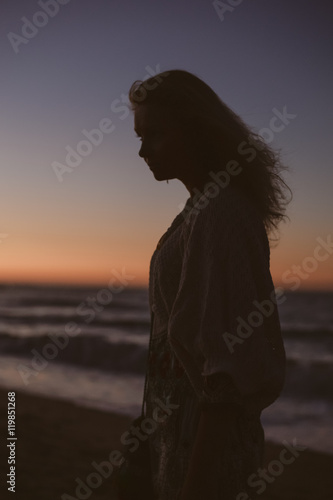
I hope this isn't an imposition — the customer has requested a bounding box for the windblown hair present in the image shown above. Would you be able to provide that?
[129,69,292,244]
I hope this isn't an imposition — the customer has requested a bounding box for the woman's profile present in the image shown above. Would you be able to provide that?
[128,69,292,500]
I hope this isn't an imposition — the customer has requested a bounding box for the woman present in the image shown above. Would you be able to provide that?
[129,69,291,500]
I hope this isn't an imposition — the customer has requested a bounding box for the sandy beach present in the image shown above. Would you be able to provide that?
[1,387,333,500]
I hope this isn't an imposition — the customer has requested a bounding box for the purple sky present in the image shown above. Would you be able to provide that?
[0,0,332,289]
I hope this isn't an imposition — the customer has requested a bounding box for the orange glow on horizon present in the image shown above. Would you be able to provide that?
[1,231,332,290]
[1,266,332,291]
[0,268,148,288]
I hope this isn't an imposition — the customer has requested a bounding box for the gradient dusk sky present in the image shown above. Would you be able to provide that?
[1,0,332,290]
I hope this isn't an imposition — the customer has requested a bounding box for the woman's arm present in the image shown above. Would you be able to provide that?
[179,404,235,500]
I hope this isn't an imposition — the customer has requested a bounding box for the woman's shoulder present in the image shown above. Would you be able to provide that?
[178,183,270,262]
[184,183,263,233]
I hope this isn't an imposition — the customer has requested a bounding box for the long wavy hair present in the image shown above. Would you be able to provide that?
[129,69,292,244]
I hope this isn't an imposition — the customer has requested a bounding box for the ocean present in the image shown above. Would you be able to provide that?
[0,283,332,454]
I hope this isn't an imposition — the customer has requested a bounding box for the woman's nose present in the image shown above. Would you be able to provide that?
[139,141,147,158]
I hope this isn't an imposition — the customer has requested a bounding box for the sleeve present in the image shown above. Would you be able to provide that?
[167,199,285,411]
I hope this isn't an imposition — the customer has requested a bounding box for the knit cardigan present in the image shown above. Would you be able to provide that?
[148,183,286,412]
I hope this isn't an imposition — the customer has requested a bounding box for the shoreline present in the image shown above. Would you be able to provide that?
[1,387,333,499]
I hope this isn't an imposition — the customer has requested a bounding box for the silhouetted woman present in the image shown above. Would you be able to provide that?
[129,69,291,500]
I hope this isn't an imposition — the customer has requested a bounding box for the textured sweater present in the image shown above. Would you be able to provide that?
[145,182,286,499]
[149,182,285,412]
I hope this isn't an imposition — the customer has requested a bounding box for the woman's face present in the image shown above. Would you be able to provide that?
[134,104,197,184]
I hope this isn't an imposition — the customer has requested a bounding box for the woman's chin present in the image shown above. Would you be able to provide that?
[152,169,168,181]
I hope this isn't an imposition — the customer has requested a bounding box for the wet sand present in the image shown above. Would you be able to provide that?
[0,387,332,499]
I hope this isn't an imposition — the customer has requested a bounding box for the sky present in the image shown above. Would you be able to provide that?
[0,0,332,290]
